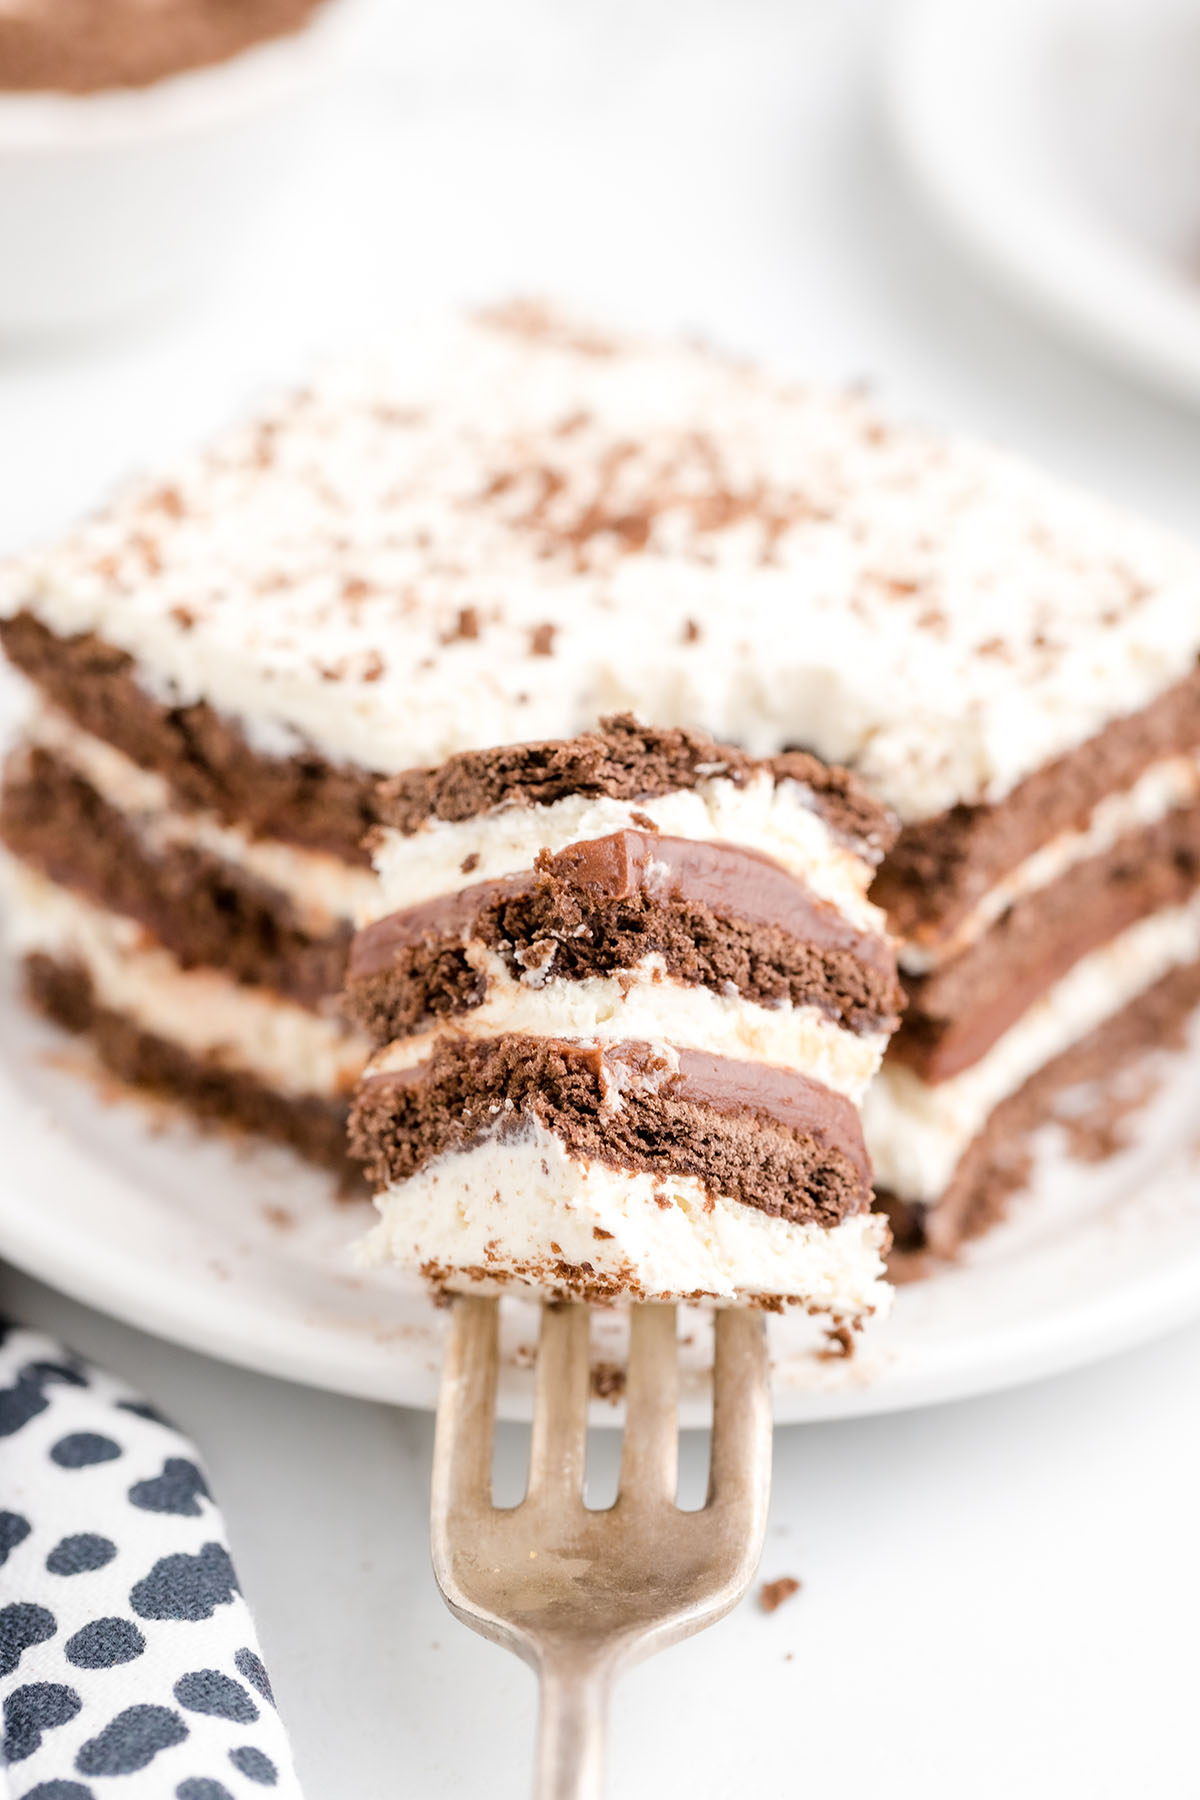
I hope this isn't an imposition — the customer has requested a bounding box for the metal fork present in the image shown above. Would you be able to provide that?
[431,1297,772,1800]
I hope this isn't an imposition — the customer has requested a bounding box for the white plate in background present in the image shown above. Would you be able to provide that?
[888,0,1200,405]
[1,957,1199,1426]
[0,0,363,335]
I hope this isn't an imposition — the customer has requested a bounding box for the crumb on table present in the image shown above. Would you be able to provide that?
[759,1575,802,1614]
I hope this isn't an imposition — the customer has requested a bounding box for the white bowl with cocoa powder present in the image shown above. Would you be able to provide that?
[0,0,359,335]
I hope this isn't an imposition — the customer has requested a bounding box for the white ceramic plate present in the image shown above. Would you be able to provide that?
[888,0,1200,405]
[2,957,1200,1426]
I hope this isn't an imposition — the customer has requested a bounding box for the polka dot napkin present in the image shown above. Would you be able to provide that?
[0,1321,302,1799]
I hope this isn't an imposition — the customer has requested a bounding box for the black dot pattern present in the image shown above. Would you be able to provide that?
[128,1459,211,1519]
[0,1604,57,1678]
[64,1619,146,1670]
[229,1745,278,1786]
[234,1649,275,1707]
[174,1670,258,1725]
[50,1434,122,1470]
[0,1511,32,1565]
[130,1544,239,1623]
[0,1368,53,1438]
[3,1682,82,1763]
[46,1535,118,1577]
[0,1322,297,1795]
[76,1703,189,1776]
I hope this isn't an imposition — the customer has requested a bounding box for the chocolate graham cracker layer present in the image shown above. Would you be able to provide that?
[351,1034,872,1227]
[1,745,352,1010]
[25,952,354,1177]
[345,829,903,1045]
[377,714,896,858]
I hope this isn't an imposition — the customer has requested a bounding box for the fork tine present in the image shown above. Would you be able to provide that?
[706,1309,772,1515]
[617,1304,678,1504]
[432,1294,501,1511]
[526,1302,591,1502]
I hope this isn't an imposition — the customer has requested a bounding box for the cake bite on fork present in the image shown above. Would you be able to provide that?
[345,714,904,1330]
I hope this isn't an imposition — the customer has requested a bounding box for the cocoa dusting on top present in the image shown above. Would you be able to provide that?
[473,300,619,360]
[473,408,826,575]
[441,607,481,645]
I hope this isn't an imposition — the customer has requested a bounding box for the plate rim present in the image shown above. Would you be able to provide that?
[4,1024,1200,1426]
[6,1172,1200,1422]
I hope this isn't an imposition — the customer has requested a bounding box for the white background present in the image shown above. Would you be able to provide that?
[2,1,1200,1794]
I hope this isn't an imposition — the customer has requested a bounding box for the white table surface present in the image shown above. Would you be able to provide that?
[2,2,1199,1794]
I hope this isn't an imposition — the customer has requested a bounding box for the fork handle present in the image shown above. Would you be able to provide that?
[535,1654,611,1800]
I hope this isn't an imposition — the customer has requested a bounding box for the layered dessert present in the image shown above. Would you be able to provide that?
[345,717,902,1313]
[0,0,329,92]
[2,304,1199,1263]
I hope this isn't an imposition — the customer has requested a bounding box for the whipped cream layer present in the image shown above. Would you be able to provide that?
[373,769,886,932]
[6,306,1200,822]
[366,951,887,1104]
[360,1116,891,1315]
